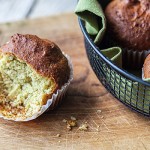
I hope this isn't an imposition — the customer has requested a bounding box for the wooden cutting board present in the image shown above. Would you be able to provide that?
[0,13,150,150]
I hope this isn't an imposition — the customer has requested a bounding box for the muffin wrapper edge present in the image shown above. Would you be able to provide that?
[0,53,73,121]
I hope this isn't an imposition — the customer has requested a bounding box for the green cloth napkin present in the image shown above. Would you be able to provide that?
[75,0,122,68]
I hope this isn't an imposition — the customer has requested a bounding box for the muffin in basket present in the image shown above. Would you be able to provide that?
[0,34,73,121]
[143,54,150,79]
[105,0,150,69]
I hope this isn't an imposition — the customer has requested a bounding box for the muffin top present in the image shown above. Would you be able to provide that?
[1,34,70,88]
[105,0,150,51]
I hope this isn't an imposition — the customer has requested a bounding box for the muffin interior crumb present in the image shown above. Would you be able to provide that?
[0,53,55,119]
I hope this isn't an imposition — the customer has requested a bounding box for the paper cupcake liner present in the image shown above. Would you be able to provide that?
[122,48,150,70]
[0,53,73,122]
[142,68,150,82]
[142,68,145,80]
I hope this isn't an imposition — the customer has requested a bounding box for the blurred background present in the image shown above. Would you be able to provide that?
[0,0,76,23]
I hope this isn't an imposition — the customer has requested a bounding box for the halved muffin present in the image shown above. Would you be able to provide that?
[0,34,70,120]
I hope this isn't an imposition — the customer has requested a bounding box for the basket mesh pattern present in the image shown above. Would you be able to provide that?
[84,38,150,116]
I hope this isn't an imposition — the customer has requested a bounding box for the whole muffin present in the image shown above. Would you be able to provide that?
[0,34,71,120]
[105,0,150,69]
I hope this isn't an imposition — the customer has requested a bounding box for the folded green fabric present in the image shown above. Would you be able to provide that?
[101,47,122,68]
[75,0,105,43]
[75,0,122,68]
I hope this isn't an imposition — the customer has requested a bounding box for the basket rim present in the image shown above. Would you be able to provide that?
[78,18,150,87]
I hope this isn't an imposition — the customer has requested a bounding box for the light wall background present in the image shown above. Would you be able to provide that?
[0,0,77,23]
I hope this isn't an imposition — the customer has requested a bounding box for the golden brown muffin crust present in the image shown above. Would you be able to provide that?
[105,0,150,51]
[1,34,70,88]
[143,54,150,78]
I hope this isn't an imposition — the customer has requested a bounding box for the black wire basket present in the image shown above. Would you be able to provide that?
[79,18,150,116]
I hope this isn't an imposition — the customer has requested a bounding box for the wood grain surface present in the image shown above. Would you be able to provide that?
[0,13,150,150]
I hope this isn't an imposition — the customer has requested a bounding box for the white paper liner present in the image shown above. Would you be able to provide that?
[142,68,150,81]
[0,53,73,121]
[142,68,145,80]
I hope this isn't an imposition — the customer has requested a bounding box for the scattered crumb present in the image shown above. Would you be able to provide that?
[67,120,77,127]
[63,117,77,131]
[96,128,99,132]
[97,110,102,113]
[78,123,88,131]
[71,116,76,121]
[66,120,77,131]
[56,134,61,137]
[62,119,67,123]
[67,124,72,131]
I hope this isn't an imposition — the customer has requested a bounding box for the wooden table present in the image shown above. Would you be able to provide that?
[0,13,150,150]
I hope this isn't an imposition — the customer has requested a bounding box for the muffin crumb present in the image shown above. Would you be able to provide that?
[62,119,67,123]
[63,117,77,131]
[70,116,76,121]
[78,123,88,131]
[97,110,102,113]
[67,120,77,131]
[67,124,72,131]
[56,134,61,137]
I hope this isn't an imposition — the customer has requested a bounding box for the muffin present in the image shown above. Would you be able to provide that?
[143,54,150,79]
[105,0,150,69]
[0,34,72,121]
